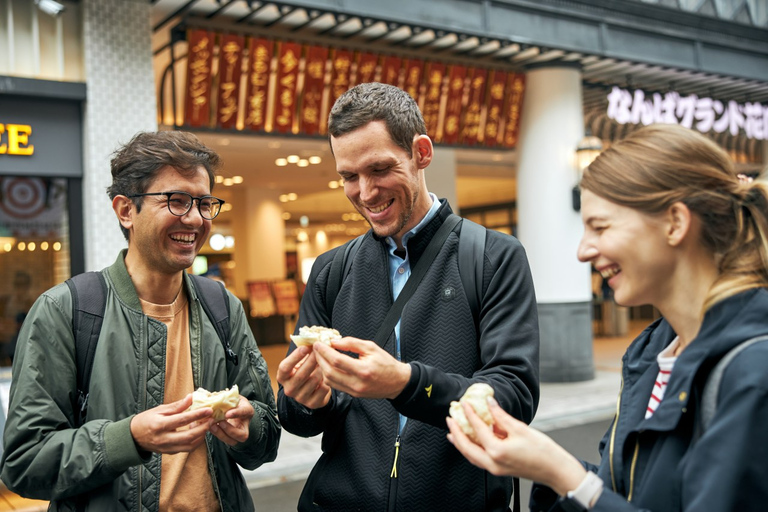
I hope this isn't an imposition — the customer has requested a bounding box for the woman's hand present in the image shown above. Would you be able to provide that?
[446,397,587,495]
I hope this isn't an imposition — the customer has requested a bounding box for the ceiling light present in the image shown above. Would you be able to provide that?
[328,180,340,189]
[287,155,300,164]
[215,175,224,183]
[309,156,322,164]
[297,159,309,167]
[279,194,289,202]
[287,193,298,201]
[282,212,291,220]
[223,178,234,186]
[232,176,244,184]
[209,234,226,251]
[275,158,288,166]
[35,0,65,17]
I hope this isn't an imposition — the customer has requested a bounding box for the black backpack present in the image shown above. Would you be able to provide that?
[65,272,237,427]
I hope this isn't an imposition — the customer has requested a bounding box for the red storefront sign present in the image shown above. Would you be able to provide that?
[216,34,244,129]
[380,56,402,87]
[273,41,301,134]
[353,52,379,85]
[403,59,423,103]
[330,49,353,107]
[460,68,488,145]
[300,45,328,135]
[184,29,214,127]
[442,66,467,145]
[244,37,273,132]
[503,73,526,148]
[422,63,445,138]
[484,70,507,147]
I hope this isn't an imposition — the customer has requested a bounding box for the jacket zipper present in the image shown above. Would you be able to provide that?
[390,434,401,478]
[627,439,640,502]
[609,374,624,493]
[388,434,402,512]
[138,318,149,510]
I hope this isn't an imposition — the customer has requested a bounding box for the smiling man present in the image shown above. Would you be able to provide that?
[0,131,280,511]
[277,82,540,511]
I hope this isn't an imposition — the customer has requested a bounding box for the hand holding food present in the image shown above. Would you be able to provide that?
[290,325,342,347]
[189,385,240,422]
[448,383,495,442]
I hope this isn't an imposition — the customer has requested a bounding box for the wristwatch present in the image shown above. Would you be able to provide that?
[557,471,604,511]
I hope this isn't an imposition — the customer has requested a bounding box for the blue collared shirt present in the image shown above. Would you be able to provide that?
[384,193,440,432]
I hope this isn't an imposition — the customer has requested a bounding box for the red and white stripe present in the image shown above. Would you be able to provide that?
[645,337,680,419]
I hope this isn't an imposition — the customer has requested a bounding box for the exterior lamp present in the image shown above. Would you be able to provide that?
[572,131,603,211]
[35,0,66,16]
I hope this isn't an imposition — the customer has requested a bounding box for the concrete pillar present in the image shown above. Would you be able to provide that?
[516,63,594,382]
[82,0,157,271]
[231,186,286,298]
[426,147,458,208]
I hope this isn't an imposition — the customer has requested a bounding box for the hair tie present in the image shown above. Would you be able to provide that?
[737,173,754,184]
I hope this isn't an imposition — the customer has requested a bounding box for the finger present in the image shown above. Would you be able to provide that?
[487,397,522,433]
[165,407,214,431]
[212,418,248,445]
[225,397,254,421]
[461,401,497,446]
[277,346,311,381]
[446,417,496,469]
[292,352,321,382]
[327,336,369,354]
[314,342,363,376]
[160,393,195,414]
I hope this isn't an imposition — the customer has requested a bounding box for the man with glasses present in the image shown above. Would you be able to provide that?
[0,131,280,511]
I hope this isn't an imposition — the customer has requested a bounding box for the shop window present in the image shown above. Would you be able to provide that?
[459,201,517,236]
[0,176,71,366]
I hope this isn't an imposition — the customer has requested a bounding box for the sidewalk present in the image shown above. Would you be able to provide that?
[245,324,640,490]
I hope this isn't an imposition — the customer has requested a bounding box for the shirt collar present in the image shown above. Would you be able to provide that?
[385,193,440,253]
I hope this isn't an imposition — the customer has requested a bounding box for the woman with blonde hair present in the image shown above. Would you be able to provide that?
[447,123,768,511]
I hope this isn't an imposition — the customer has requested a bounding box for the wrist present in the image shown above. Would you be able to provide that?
[387,362,412,399]
[560,471,604,510]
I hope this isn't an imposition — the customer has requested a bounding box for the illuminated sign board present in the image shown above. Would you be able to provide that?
[607,86,767,140]
[0,124,34,156]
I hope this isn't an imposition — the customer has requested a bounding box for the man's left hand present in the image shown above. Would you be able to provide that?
[313,337,411,400]
[209,395,254,446]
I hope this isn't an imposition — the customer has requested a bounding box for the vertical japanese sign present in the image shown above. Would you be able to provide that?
[460,67,487,145]
[300,45,328,136]
[353,52,378,86]
[502,73,526,148]
[422,63,445,138]
[216,34,244,129]
[184,29,214,127]
[273,41,301,134]
[330,49,353,107]
[484,70,506,147]
[403,59,423,103]
[380,56,402,87]
[245,37,273,132]
[442,65,467,145]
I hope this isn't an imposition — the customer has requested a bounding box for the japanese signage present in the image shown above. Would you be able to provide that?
[607,86,767,140]
[180,32,527,148]
[0,124,34,156]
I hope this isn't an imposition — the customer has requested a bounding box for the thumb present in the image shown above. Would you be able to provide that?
[328,336,366,353]
[168,393,195,413]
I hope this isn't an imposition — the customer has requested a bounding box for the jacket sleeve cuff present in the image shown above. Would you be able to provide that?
[103,415,151,472]
[389,363,420,408]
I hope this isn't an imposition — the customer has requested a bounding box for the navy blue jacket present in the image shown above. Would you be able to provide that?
[279,200,540,511]
[533,288,768,511]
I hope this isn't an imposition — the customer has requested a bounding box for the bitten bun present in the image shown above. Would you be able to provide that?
[290,325,342,347]
[189,385,240,422]
[448,383,495,443]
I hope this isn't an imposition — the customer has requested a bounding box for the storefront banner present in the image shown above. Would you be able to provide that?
[216,34,244,129]
[330,49,353,107]
[271,279,300,316]
[403,59,424,103]
[247,281,276,318]
[460,67,488,146]
[354,52,379,86]
[273,41,301,134]
[184,29,214,128]
[300,45,329,136]
[484,70,507,147]
[607,86,767,140]
[442,65,467,145]
[0,177,65,237]
[381,56,402,87]
[245,37,273,132]
[503,73,526,148]
[422,62,446,138]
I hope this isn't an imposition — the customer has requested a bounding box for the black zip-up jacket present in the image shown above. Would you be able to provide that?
[279,200,540,511]
[532,288,768,511]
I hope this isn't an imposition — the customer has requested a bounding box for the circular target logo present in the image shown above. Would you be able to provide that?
[0,178,47,219]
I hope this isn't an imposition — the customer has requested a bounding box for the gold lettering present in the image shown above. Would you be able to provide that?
[7,124,34,155]
[0,124,5,154]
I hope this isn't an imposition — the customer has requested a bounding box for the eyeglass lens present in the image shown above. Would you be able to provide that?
[167,192,222,219]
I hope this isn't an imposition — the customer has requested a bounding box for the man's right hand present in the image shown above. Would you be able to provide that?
[277,345,332,409]
[130,394,213,454]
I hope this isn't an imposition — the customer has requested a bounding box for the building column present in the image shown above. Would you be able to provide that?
[426,147,458,208]
[516,63,594,382]
[82,0,157,271]
[231,186,286,298]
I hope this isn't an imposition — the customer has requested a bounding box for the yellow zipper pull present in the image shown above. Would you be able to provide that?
[390,435,401,478]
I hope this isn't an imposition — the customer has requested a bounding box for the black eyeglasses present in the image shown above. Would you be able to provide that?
[127,191,225,220]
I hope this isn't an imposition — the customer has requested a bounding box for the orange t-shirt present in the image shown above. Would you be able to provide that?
[141,290,221,512]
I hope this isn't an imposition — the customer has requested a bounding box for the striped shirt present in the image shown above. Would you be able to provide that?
[645,336,680,419]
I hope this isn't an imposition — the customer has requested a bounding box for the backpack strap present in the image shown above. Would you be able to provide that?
[698,334,768,435]
[65,271,107,427]
[326,234,364,316]
[457,216,486,326]
[189,274,237,366]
